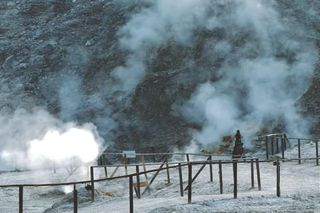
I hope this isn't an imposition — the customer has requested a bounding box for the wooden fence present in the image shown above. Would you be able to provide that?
[0,134,319,212]
[0,156,319,213]
[260,133,320,166]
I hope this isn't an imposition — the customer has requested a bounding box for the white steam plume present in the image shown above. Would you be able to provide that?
[113,0,318,150]
[0,109,103,171]
[181,0,318,149]
[28,128,99,164]
[112,0,212,94]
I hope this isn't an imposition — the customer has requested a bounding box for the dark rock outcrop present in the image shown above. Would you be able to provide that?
[1,0,319,152]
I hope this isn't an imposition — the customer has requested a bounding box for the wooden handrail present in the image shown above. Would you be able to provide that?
[1,157,319,188]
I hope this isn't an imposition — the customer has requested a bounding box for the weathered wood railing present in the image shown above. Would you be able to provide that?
[258,134,319,165]
[0,152,319,212]
[286,138,319,166]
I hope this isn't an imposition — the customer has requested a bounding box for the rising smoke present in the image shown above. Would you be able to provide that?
[112,0,213,94]
[0,0,318,168]
[114,0,318,149]
[180,0,318,148]
[0,109,102,171]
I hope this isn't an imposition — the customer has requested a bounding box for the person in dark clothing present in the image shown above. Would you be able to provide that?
[235,130,241,144]
[233,130,245,158]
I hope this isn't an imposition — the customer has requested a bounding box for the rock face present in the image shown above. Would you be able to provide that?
[0,0,197,152]
[1,0,320,152]
[300,63,320,137]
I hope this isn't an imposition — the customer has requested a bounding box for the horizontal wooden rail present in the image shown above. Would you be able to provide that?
[258,134,320,143]
[0,160,258,188]
[101,152,252,158]
[0,164,183,188]
[1,157,319,188]
[286,137,320,141]
[1,156,319,213]
[93,157,257,168]
[257,133,284,139]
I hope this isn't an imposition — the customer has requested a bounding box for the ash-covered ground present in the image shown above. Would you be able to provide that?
[0,142,319,212]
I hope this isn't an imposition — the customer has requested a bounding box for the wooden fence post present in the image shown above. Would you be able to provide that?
[276,160,280,197]
[186,154,190,162]
[188,163,192,204]
[178,163,184,197]
[265,136,269,160]
[90,166,95,202]
[73,184,78,213]
[104,166,108,178]
[151,147,156,162]
[209,155,213,182]
[124,154,128,175]
[233,160,238,199]
[284,134,287,150]
[276,137,279,153]
[219,160,223,194]
[281,138,285,160]
[136,165,141,199]
[102,155,108,177]
[316,141,319,166]
[271,137,274,155]
[19,186,23,213]
[166,162,171,184]
[298,139,301,164]
[184,156,211,191]
[129,176,133,213]
[141,155,148,179]
[251,159,254,188]
[256,159,261,191]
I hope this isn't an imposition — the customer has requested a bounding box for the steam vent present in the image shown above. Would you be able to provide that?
[1,0,319,154]
[0,0,320,212]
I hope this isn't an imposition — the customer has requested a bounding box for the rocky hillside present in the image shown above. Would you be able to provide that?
[1,0,320,153]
